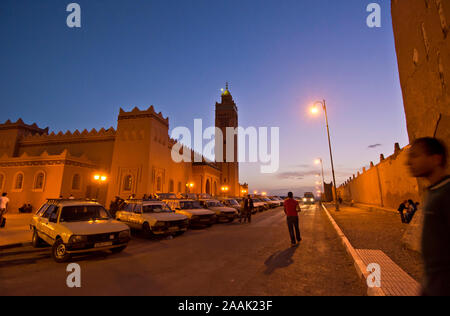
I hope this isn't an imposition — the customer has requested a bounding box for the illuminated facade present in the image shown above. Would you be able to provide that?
[0,88,242,212]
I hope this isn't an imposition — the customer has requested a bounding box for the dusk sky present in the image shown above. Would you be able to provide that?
[0,0,408,196]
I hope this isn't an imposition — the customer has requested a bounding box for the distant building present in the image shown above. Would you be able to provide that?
[0,87,244,212]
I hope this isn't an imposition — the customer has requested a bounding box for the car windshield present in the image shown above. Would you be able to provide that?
[180,201,202,209]
[143,204,172,213]
[60,205,111,222]
[207,201,224,207]
[157,193,177,200]
[227,199,239,205]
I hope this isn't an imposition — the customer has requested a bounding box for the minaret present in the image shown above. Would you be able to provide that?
[215,83,239,197]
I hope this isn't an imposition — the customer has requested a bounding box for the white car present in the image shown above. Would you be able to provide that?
[199,199,238,223]
[116,200,189,236]
[252,198,267,213]
[267,197,283,207]
[30,199,131,263]
[164,199,216,227]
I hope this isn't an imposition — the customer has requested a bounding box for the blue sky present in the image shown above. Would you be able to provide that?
[0,0,408,196]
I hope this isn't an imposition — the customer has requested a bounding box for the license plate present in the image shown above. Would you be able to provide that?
[95,242,113,248]
[169,226,178,231]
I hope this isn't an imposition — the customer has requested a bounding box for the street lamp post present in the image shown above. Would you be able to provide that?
[311,100,340,211]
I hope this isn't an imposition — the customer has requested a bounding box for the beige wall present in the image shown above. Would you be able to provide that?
[338,145,421,209]
[0,164,63,213]
[392,0,450,173]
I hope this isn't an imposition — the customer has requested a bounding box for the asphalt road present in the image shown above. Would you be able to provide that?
[0,205,366,296]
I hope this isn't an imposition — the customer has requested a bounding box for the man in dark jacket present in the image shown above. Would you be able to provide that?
[407,137,450,296]
[240,195,254,224]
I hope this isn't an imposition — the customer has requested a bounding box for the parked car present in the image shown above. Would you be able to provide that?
[218,198,241,213]
[261,197,277,208]
[251,198,266,213]
[156,193,178,200]
[30,199,131,263]
[116,199,189,237]
[164,199,216,227]
[199,199,238,223]
[270,196,284,206]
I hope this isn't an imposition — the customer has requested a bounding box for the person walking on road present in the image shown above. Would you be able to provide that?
[407,137,450,296]
[0,192,10,228]
[284,192,302,247]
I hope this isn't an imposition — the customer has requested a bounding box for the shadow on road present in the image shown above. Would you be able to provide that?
[263,246,298,275]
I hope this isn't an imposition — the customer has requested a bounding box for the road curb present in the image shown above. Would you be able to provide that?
[0,242,32,251]
[321,203,385,296]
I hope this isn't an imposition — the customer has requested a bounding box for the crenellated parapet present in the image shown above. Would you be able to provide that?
[0,148,98,169]
[338,143,412,188]
[19,127,116,145]
[0,118,49,135]
[118,106,169,126]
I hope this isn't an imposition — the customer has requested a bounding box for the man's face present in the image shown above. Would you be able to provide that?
[407,144,438,178]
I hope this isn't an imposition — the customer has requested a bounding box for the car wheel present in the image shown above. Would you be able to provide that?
[52,238,71,263]
[31,229,43,248]
[111,246,127,254]
[142,222,153,238]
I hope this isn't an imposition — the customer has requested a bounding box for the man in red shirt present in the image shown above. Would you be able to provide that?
[284,192,302,247]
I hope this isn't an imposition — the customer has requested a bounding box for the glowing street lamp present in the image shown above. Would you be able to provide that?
[310,100,340,211]
[93,173,108,200]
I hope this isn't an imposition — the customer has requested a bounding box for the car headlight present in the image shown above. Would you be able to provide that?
[69,235,88,243]
[310,198,314,202]
[303,198,307,202]
[119,230,130,239]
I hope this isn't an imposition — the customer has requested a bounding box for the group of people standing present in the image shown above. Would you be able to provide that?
[397,199,419,224]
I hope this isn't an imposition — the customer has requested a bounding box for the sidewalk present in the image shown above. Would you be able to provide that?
[0,214,33,249]
[324,203,423,283]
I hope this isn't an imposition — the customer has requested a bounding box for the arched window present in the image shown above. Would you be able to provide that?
[0,173,4,191]
[123,175,133,192]
[72,174,81,190]
[33,172,45,191]
[206,179,211,195]
[169,180,174,193]
[14,172,24,191]
[156,176,162,192]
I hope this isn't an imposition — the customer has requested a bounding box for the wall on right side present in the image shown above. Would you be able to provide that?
[337,144,421,210]
[391,0,450,169]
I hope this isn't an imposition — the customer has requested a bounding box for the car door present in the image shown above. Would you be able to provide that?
[39,205,58,244]
[130,204,143,229]
[47,206,60,241]
[119,203,133,223]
